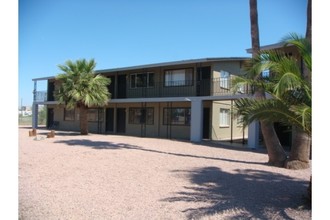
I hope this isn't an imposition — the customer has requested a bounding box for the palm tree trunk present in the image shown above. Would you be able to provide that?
[303,0,312,82]
[249,0,287,167]
[285,126,310,169]
[305,0,311,43]
[305,0,312,199]
[79,105,89,135]
[255,89,287,166]
[249,0,260,56]
[260,121,287,167]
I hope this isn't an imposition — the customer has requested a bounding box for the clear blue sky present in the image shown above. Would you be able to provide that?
[19,0,308,106]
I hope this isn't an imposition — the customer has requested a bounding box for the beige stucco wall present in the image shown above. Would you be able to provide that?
[211,100,248,141]
[212,61,245,78]
[210,61,246,96]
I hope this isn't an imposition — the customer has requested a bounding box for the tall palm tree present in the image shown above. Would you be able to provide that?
[54,59,111,135]
[249,0,287,167]
[234,34,311,169]
[282,33,311,169]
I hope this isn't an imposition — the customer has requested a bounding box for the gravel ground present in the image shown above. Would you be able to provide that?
[19,127,311,220]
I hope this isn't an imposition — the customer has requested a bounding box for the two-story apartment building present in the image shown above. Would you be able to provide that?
[31,39,305,148]
[32,57,258,144]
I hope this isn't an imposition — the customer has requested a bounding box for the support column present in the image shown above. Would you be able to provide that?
[32,81,38,129]
[248,120,259,148]
[32,103,38,129]
[190,99,203,142]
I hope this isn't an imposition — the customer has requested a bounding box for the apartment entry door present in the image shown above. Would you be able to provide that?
[47,108,54,129]
[203,108,210,139]
[117,75,126,98]
[105,108,114,132]
[197,66,211,96]
[116,108,126,133]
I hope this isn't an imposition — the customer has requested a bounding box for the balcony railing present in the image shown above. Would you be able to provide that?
[211,77,250,96]
[35,78,250,102]
[125,78,250,99]
[34,91,47,102]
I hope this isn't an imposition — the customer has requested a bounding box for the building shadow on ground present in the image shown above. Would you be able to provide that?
[53,139,267,166]
[163,166,310,219]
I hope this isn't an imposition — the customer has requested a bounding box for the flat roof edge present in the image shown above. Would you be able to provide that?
[96,57,250,73]
[32,57,250,80]
[32,76,56,81]
[246,42,295,53]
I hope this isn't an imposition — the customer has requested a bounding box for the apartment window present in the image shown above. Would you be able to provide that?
[219,108,230,127]
[164,68,193,87]
[64,108,75,121]
[262,69,270,78]
[220,70,230,89]
[163,108,191,125]
[130,72,154,88]
[88,108,104,122]
[129,108,154,125]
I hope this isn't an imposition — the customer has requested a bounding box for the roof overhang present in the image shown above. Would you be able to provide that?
[96,57,249,74]
[32,76,56,81]
[32,57,250,81]
[246,42,294,54]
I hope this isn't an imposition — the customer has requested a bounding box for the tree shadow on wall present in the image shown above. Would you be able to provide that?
[164,167,310,219]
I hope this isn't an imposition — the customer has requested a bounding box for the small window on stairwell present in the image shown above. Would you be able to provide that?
[262,69,270,79]
[219,108,230,127]
[220,70,230,89]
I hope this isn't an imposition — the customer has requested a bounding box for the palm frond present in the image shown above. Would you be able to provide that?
[234,98,309,134]
[274,72,304,97]
[281,33,311,71]
[54,59,111,108]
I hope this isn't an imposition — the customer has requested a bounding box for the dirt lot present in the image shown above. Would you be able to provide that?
[19,127,311,219]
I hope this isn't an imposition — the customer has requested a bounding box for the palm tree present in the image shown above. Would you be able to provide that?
[249,0,287,167]
[282,33,311,169]
[54,59,111,135]
[234,34,311,169]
